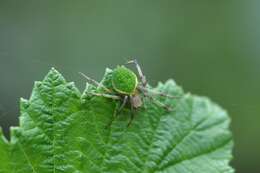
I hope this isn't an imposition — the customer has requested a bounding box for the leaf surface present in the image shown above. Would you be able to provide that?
[0,68,234,173]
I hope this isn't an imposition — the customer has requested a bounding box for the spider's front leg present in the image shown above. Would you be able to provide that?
[126,59,147,87]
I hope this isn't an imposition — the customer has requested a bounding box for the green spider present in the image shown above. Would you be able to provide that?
[80,59,177,126]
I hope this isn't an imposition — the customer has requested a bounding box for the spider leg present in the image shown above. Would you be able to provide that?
[127,96,136,127]
[144,94,173,112]
[106,96,128,128]
[118,96,129,113]
[125,59,147,87]
[79,72,112,93]
[89,92,121,100]
[138,85,181,99]
[106,102,120,128]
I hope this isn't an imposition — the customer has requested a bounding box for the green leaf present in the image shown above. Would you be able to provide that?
[0,68,234,173]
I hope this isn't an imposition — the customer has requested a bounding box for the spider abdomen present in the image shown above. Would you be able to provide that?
[112,66,138,95]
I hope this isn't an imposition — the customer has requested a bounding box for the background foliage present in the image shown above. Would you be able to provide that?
[0,0,259,172]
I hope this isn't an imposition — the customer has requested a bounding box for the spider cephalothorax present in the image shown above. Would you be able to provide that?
[80,59,176,126]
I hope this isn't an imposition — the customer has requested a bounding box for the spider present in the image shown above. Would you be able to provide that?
[80,59,177,127]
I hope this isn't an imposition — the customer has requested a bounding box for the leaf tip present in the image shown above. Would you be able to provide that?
[49,67,61,76]
[20,98,29,111]
[43,67,66,85]
[9,127,21,143]
[165,79,177,85]
[50,67,57,72]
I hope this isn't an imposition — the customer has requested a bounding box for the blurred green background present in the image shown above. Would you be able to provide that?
[0,0,259,172]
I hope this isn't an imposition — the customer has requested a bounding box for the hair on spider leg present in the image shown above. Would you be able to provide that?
[127,97,136,127]
[79,72,112,93]
[138,85,182,99]
[88,92,121,100]
[105,102,121,129]
[105,97,136,128]
[138,89,174,112]
[144,94,174,112]
[125,58,147,87]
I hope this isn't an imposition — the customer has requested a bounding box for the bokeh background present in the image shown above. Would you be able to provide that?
[0,1,259,172]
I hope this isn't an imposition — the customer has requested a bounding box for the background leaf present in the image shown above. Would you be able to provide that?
[0,68,234,173]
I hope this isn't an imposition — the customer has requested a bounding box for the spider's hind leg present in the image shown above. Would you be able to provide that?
[138,85,181,99]
[106,96,129,128]
[118,96,129,114]
[105,102,120,129]
[144,94,173,112]
[127,96,136,127]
